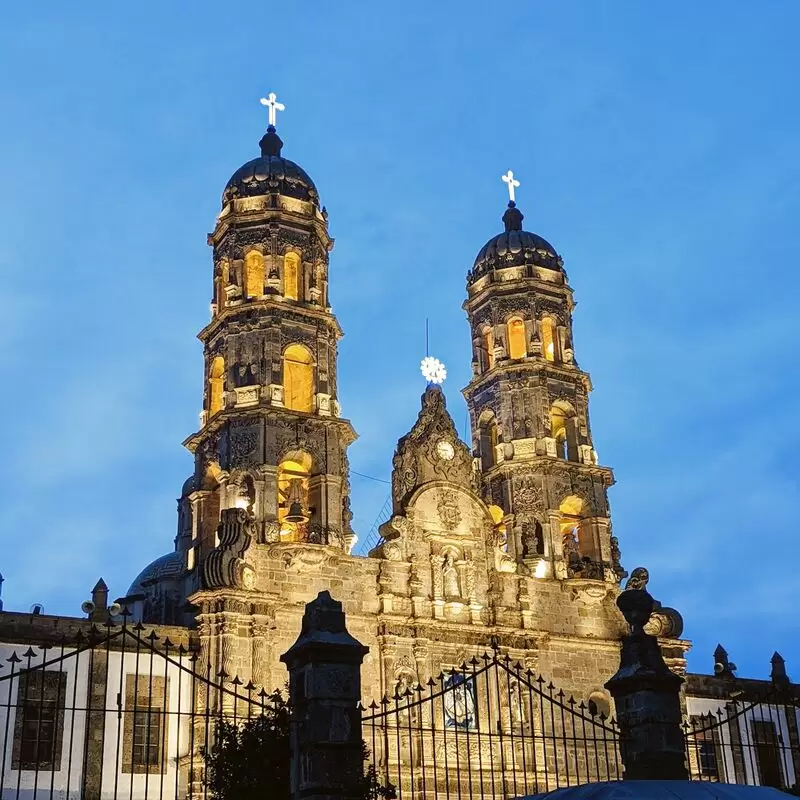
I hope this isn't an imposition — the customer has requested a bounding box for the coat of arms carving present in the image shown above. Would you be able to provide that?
[437,489,462,531]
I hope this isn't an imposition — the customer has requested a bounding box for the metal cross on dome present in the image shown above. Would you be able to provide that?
[502,170,520,203]
[260,92,285,127]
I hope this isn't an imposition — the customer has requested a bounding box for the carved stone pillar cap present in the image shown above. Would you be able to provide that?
[280,590,368,668]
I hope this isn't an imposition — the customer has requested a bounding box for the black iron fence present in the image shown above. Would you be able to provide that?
[361,653,623,799]
[0,621,271,800]
[0,618,799,800]
[685,686,800,792]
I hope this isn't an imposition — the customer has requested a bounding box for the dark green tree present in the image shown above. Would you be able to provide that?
[202,691,395,800]
[202,691,290,800]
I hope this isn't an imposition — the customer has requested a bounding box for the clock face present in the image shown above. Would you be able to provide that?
[437,440,455,461]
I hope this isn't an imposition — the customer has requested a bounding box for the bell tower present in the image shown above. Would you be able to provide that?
[463,181,623,584]
[179,103,358,586]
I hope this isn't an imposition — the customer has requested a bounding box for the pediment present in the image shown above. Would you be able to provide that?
[391,386,475,513]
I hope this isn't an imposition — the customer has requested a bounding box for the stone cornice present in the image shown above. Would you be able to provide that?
[199,299,343,343]
[183,408,358,453]
[462,361,593,398]
[463,275,575,312]
[481,457,615,487]
[0,612,196,650]
[209,205,332,252]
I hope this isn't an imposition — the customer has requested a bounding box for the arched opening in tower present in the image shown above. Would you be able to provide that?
[550,402,579,461]
[507,317,527,359]
[244,250,265,299]
[478,414,498,471]
[540,317,557,362]
[208,356,225,417]
[283,344,314,412]
[277,452,312,542]
[283,252,301,301]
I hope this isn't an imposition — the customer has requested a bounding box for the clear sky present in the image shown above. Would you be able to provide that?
[1,2,798,679]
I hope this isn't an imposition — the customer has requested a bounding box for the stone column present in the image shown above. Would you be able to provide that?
[605,580,688,781]
[281,591,369,800]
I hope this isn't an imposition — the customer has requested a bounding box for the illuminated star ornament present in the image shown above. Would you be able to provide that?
[501,169,520,202]
[421,356,447,385]
[260,92,285,127]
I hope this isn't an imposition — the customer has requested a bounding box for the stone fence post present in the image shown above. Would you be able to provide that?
[605,578,688,781]
[281,591,369,800]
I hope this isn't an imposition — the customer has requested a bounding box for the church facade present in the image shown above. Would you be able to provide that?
[114,113,685,707]
[0,105,796,797]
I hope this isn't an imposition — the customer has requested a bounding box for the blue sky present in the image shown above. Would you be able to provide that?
[1,2,798,679]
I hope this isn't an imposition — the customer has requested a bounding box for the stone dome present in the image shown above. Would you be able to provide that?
[470,202,562,284]
[221,126,319,207]
[126,551,184,597]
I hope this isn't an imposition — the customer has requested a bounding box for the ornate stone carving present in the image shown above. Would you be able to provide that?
[610,535,627,582]
[437,489,462,530]
[548,472,572,507]
[408,555,424,596]
[430,553,445,600]
[229,420,261,469]
[513,473,544,512]
[391,386,474,511]
[263,519,281,544]
[202,508,256,591]
[461,553,476,601]
[268,544,332,571]
[644,607,684,639]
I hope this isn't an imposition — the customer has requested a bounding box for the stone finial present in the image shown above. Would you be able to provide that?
[259,126,284,158]
[771,651,790,689]
[617,586,655,636]
[282,590,368,666]
[606,575,687,781]
[502,201,524,232]
[713,643,737,678]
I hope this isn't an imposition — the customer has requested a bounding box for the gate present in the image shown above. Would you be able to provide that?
[685,685,800,792]
[362,652,623,799]
[0,620,270,800]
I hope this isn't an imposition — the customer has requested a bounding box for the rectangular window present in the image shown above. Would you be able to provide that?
[689,715,724,781]
[122,675,169,774]
[12,670,67,771]
[751,719,784,789]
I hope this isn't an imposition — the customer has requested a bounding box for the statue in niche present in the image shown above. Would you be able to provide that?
[235,480,254,511]
[492,523,517,574]
[509,679,526,725]
[563,529,582,571]
[443,553,461,600]
[395,671,414,699]
[232,362,259,388]
[521,521,544,558]
[610,535,627,581]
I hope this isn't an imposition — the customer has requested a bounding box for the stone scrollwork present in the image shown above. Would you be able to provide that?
[202,508,256,591]
[644,607,684,639]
